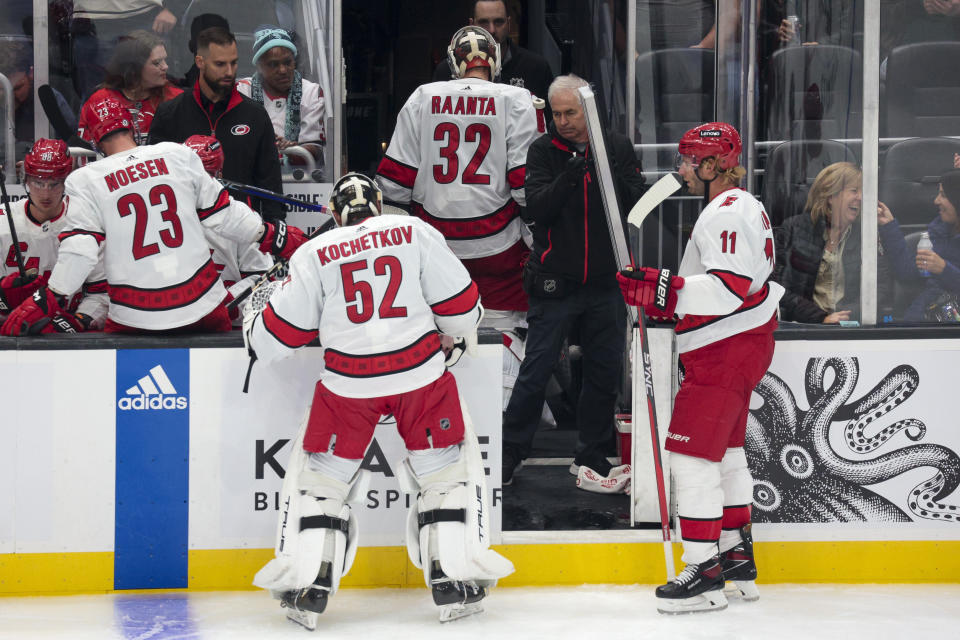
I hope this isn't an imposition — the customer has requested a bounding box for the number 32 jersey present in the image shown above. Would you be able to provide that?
[49,142,265,330]
[248,215,483,398]
[672,188,785,353]
[375,79,539,260]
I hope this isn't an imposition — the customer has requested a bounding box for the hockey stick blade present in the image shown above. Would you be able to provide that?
[627,173,681,229]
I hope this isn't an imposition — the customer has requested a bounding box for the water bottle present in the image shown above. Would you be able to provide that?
[917,231,932,277]
[785,0,800,46]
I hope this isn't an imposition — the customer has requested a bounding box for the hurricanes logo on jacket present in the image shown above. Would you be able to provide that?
[118,364,188,410]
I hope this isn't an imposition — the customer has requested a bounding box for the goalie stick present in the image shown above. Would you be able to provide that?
[37,85,91,150]
[578,86,676,581]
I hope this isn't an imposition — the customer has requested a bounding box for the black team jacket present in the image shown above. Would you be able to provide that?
[149,82,285,221]
[524,122,646,287]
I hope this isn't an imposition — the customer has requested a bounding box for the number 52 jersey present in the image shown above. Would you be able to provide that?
[247,215,483,398]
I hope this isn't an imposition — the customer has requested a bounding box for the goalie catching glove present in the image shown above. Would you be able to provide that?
[616,266,685,319]
[0,286,90,335]
[259,220,308,261]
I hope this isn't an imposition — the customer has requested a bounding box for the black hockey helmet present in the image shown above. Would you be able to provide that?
[329,173,383,226]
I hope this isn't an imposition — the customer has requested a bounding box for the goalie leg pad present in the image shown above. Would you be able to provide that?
[402,403,514,590]
[254,452,364,599]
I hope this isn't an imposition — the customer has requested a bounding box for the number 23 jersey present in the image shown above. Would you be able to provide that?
[672,188,785,353]
[50,142,264,330]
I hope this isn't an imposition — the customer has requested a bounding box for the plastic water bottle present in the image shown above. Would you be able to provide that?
[786,14,800,46]
[917,231,932,277]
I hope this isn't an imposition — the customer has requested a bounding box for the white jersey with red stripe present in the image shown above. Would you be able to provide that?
[248,215,482,398]
[1,197,108,327]
[375,78,539,260]
[672,188,784,353]
[205,230,274,325]
[48,142,265,330]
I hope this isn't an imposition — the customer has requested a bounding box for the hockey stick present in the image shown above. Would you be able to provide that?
[218,178,333,216]
[225,220,334,313]
[627,173,682,229]
[0,167,27,277]
[37,85,92,150]
[578,86,676,581]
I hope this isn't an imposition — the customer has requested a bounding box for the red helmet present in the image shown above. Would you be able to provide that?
[678,122,742,170]
[23,139,72,181]
[184,135,224,176]
[86,97,132,144]
[447,25,500,79]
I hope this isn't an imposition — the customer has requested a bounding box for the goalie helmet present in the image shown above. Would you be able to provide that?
[86,97,132,144]
[329,173,383,226]
[184,134,224,177]
[678,122,742,170]
[23,139,72,181]
[446,25,500,80]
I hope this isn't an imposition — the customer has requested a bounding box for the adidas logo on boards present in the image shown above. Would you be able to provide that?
[117,364,188,411]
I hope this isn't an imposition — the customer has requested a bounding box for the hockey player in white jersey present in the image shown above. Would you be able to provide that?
[617,123,784,614]
[0,97,306,334]
[375,25,540,328]
[0,139,107,333]
[244,173,512,629]
[183,134,274,325]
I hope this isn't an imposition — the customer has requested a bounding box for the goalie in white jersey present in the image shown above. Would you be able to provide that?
[617,123,784,614]
[0,139,107,333]
[244,173,512,629]
[0,97,306,335]
[375,25,540,325]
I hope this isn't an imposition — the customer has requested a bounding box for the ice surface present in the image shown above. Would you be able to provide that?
[1,584,958,639]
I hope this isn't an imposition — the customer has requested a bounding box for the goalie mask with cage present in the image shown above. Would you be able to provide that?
[446,25,500,80]
[329,173,383,226]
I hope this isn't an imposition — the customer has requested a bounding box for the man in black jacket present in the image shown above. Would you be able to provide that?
[149,27,285,221]
[433,0,554,103]
[502,74,646,487]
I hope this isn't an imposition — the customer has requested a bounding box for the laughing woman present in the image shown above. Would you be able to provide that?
[773,161,891,323]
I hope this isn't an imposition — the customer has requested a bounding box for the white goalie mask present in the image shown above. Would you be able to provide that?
[446,25,501,80]
[329,173,383,226]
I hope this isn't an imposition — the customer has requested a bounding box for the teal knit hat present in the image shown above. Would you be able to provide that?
[252,26,297,65]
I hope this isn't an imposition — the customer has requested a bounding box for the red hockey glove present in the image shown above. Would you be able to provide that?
[616,266,685,318]
[259,221,308,261]
[0,287,90,336]
[0,271,48,313]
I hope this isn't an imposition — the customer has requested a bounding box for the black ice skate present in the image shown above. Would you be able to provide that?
[721,523,759,601]
[279,565,332,631]
[655,555,727,614]
[430,561,487,622]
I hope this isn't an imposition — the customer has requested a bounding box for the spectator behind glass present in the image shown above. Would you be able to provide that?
[774,162,893,324]
[237,26,326,164]
[78,30,183,147]
[432,0,554,103]
[0,41,77,160]
[879,170,960,322]
[69,1,184,101]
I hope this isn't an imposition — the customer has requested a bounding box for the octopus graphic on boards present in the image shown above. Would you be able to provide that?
[745,357,960,523]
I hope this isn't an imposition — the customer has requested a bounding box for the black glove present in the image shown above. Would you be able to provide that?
[562,155,587,189]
